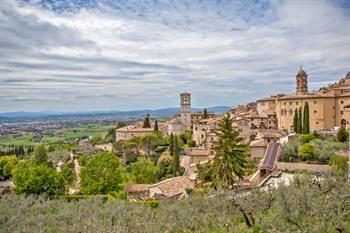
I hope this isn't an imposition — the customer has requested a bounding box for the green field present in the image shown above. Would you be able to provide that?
[0,124,115,149]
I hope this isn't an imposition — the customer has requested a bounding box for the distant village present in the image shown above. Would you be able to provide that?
[117,68,350,200]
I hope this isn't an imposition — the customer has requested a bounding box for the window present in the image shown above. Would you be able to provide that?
[341,101,344,104]
[296,102,299,105]
[201,134,204,138]
[314,101,317,104]
[289,102,292,105]
[289,109,293,115]
[341,111,344,115]
[314,110,317,114]
[281,110,284,116]
[195,127,198,130]
[316,122,319,124]
[284,102,287,105]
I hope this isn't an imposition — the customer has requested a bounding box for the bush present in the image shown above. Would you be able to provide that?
[280,140,300,162]
[298,134,316,144]
[131,157,158,184]
[329,155,348,173]
[0,156,19,178]
[337,128,349,142]
[311,139,347,163]
[298,143,315,161]
[187,140,196,147]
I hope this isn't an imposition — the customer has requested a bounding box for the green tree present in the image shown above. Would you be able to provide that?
[299,143,315,161]
[80,152,124,194]
[203,108,208,119]
[172,138,180,175]
[61,161,75,186]
[303,102,310,134]
[0,156,19,178]
[169,133,174,156]
[143,114,151,128]
[299,134,315,144]
[106,127,116,142]
[154,120,159,132]
[293,108,298,133]
[157,155,174,179]
[141,133,162,157]
[12,161,65,196]
[212,114,249,187]
[33,144,48,165]
[297,107,303,134]
[196,161,213,183]
[337,127,349,142]
[131,157,158,183]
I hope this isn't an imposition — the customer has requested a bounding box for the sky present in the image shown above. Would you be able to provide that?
[0,0,349,112]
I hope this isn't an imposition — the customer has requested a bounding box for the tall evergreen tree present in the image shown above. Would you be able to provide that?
[169,133,174,156]
[143,114,151,128]
[212,114,248,187]
[297,107,303,134]
[154,120,159,132]
[303,102,310,134]
[293,108,298,133]
[203,108,208,119]
[172,138,180,175]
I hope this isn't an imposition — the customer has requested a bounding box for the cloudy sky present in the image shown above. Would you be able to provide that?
[0,0,349,112]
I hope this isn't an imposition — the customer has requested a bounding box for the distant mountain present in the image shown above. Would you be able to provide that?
[0,106,230,119]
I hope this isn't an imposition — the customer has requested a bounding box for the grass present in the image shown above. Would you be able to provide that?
[0,124,115,149]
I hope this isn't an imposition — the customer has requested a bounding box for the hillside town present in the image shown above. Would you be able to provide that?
[117,68,350,200]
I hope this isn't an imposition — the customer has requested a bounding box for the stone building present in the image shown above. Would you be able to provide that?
[276,69,350,132]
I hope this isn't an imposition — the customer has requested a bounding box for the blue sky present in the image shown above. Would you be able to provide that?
[0,0,349,112]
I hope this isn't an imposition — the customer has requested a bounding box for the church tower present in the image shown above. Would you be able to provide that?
[180,92,192,130]
[296,67,308,95]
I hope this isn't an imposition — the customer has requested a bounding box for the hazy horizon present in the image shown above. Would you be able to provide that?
[1,0,349,112]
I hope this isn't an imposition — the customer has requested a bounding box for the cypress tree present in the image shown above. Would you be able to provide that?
[169,133,174,156]
[293,108,298,133]
[143,114,151,128]
[154,120,159,132]
[172,138,180,175]
[297,107,303,134]
[203,108,208,119]
[303,102,310,134]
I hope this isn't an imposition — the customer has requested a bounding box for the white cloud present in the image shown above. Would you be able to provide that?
[0,0,349,111]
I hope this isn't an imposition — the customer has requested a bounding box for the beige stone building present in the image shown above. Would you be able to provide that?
[276,69,350,132]
[115,122,167,141]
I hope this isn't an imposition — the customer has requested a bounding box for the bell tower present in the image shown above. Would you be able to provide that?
[296,66,308,95]
[180,92,191,130]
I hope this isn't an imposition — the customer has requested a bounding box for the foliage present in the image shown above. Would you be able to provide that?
[303,102,310,134]
[203,108,208,119]
[140,133,163,157]
[311,138,347,163]
[157,154,174,179]
[12,161,65,196]
[212,114,249,186]
[298,134,315,144]
[337,127,349,142]
[172,138,180,175]
[143,113,151,128]
[0,156,19,178]
[280,140,300,162]
[80,152,124,194]
[105,127,116,142]
[61,161,75,186]
[196,161,213,183]
[329,155,348,173]
[33,144,48,165]
[293,108,298,133]
[154,120,159,132]
[131,157,158,184]
[297,107,303,134]
[187,140,196,147]
[169,133,174,156]
[1,174,349,233]
[298,143,315,161]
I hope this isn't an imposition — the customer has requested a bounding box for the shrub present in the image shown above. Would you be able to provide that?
[329,155,348,173]
[337,128,349,142]
[311,138,347,163]
[298,143,315,161]
[0,156,19,178]
[131,157,158,184]
[298,134,316,144]
[280,140,300,162]
[187,140,196,147]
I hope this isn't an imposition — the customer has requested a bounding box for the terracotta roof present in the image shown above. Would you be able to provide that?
[116,127,155,132]
[150,176,194,198]
[125,184,151,193]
